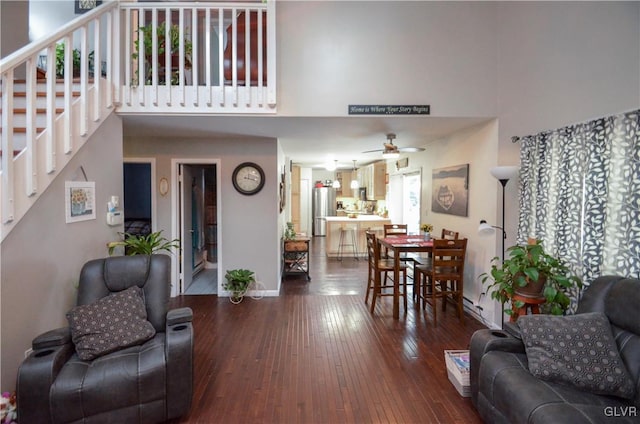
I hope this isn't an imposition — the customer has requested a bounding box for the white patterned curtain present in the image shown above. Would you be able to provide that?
[517,109,640,295]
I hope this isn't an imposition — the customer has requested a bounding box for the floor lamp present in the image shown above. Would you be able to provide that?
[478,165,520,326]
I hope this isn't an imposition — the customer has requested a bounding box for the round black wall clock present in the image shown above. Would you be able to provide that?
[232,162,265,195]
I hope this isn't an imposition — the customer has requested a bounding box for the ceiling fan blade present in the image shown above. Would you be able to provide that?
[362,148,384,154]
[398,147,425,152]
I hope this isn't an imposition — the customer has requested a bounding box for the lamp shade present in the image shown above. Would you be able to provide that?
[478,220,496,235]
[490,166,520,181]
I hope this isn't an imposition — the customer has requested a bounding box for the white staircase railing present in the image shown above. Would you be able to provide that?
[0,0,277,242]
[0,1,119,241]
[117,1,276,114]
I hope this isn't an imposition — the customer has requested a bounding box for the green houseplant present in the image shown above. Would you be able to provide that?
[55,43,94,78]
[108,230,180,256]
[480,240,582,316]
[223,269,255,304]
[132,21,192,85]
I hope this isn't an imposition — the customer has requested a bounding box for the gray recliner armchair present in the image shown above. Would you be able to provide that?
[17,255,193,423]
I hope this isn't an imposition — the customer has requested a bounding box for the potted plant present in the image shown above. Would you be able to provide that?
[132,21,192,85]
[55,43,94,78]
[223,269,255,304]
[108,230,180,256]
[480,240,582,316]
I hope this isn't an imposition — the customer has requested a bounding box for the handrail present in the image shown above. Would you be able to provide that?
[0,0,276,242]
[0,1,120,241]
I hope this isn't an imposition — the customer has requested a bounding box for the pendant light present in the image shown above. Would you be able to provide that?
[332,161,341,188]
[350,160,359,189]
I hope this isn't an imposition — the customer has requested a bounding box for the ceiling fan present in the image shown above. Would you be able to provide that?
[362,133,425,158]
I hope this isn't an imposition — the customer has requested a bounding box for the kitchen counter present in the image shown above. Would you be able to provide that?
[325,216,391,257]
[326,215,389,222]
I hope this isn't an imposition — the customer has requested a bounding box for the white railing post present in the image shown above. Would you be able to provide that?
[80,25,88,136]
[45,44,56,173]
[1,70,15,223]
[93,17,101,121]
[25,57,37,196]
[63,35,73,154]
[267,0,276,106]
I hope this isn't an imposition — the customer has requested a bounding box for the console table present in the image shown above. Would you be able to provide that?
[282,237,311,281]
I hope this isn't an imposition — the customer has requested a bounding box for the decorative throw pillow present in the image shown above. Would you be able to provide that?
[66,285,156,361]
[518,312,635,399]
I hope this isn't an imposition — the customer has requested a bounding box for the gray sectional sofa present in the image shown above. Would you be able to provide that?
[470,276,640,424]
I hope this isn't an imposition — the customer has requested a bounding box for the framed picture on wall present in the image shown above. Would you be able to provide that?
[75,0,102,14]
[431,164,469,217]
[65,181,96,223]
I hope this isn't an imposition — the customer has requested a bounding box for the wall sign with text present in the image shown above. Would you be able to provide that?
[348,105,430,115]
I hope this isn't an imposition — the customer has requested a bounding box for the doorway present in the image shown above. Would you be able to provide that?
[388,169,422,233]
[123,158,156,237]
[173,160,220,295]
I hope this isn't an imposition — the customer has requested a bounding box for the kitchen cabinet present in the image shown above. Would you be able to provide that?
[355,162,387,200]
[335,170,352,197]
[372,161,387,200]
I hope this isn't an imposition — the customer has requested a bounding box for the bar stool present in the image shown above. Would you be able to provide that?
[337,223,358,261]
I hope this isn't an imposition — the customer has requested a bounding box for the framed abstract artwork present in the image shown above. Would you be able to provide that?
[431,164,469,217]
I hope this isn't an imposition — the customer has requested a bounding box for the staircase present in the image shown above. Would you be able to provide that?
[0,1,276,242]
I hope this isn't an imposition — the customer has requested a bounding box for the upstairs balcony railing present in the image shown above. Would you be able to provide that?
[0,0,277,241]
[118,1,276,113]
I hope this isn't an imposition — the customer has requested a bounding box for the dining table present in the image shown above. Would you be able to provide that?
[378,235,434,319]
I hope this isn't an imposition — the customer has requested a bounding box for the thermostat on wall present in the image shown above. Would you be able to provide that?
[106,211,123,226]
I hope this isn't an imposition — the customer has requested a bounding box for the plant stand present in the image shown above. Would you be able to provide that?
[510,294,546,322]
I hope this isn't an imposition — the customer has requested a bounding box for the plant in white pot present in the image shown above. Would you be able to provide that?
[223,269,255,304]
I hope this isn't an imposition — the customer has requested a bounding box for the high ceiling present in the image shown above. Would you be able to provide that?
[122,115,490,168]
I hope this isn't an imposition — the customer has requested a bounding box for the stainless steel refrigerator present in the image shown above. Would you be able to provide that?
[312,187,337,236]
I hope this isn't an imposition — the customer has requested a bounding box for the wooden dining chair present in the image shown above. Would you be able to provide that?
[365,231,408,314]
[383,224,408,237]
[414,238,467,325]
[441,228,460,240]
[382,224,413,262]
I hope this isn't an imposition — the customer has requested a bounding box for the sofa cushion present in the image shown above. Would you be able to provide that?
[67,285,156,360]
[518,312,635,399]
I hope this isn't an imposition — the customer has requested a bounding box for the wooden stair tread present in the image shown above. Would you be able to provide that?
[0,127,46,133]
[0,150,23,157]
[0,107,64,114]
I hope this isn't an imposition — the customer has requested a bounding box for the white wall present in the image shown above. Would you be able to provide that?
[123,136,281,293]
[394,120,502,326]
[278,1,499,117]
[0,114,124,390]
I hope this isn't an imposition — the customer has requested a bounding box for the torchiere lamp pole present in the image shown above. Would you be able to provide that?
[489,166,520,262]
[479,165,520,327]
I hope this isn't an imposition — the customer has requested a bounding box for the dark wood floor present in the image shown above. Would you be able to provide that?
[168,238,486,423]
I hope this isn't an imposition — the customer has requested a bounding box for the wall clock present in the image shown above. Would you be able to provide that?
[232,162,265,195]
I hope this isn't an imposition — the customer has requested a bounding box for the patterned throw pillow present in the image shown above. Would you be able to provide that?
[518,312,635,399]
[67,286,156,361]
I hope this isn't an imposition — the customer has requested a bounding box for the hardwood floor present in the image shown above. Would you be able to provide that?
[168,237,486,423]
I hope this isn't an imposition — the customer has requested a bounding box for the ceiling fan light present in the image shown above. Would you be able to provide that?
[382,151,400,159]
